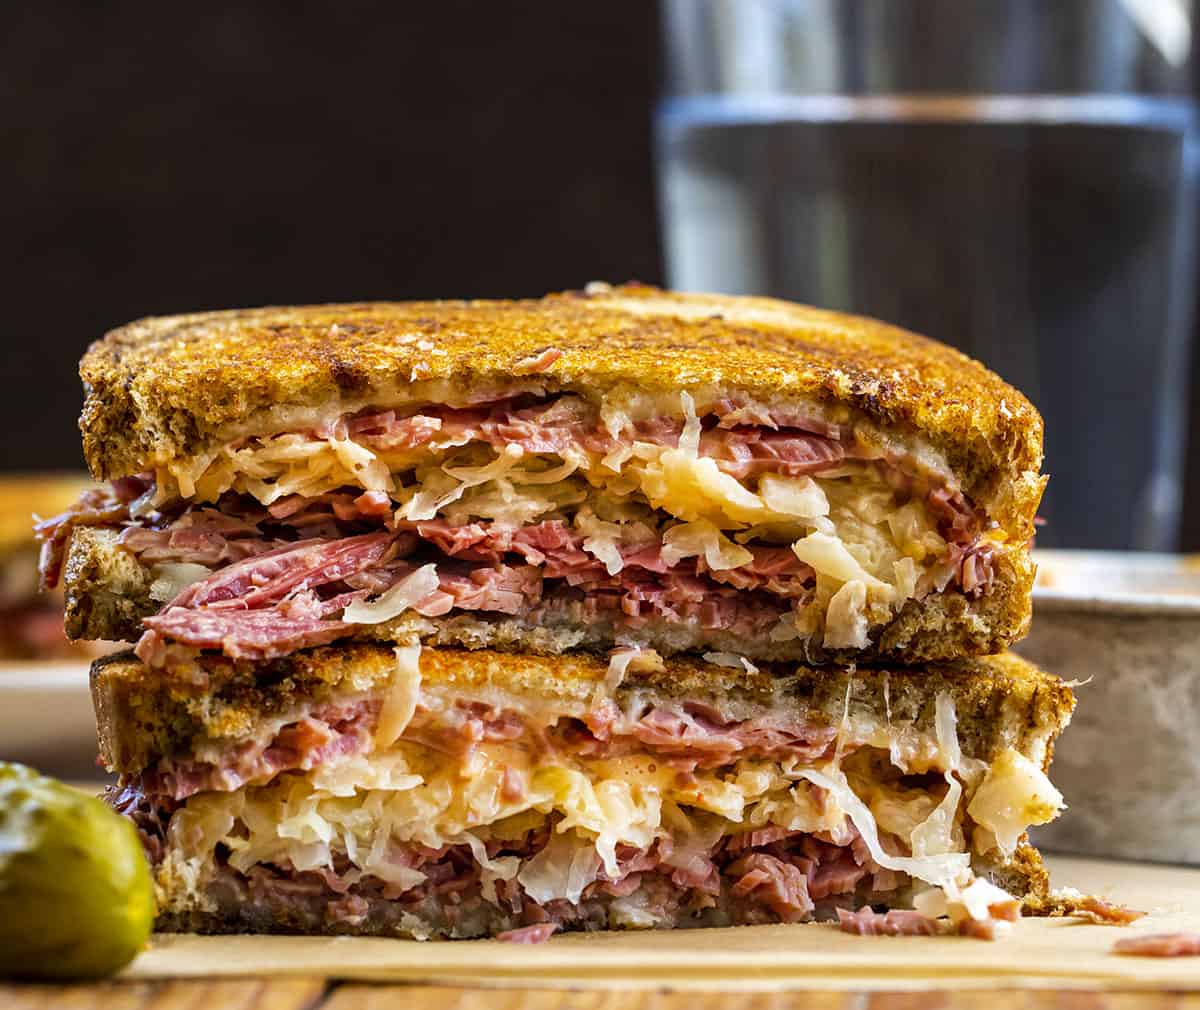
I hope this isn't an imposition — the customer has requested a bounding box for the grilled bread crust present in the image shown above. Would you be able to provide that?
[92,643,1073,777]
[79,284,1044,542]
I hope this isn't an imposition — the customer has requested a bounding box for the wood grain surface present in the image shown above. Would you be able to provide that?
[4,983,1200,1009]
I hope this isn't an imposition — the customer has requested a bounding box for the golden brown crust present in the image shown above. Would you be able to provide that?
[92,643,405,771]
[978,840,1051,906]
[62,526,154,641]
[79,284,1044,539]
[873,542,1035,661]
[92,643,1074,775]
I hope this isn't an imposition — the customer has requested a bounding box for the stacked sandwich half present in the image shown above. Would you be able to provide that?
[41,284,1072,940]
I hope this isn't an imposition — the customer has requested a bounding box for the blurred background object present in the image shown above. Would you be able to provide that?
[658,0,1199,550]
[1017,550,1200,863]
[0,475,115,778]
[0,475,107,660]
[6,2,1200,551]
[1,2,662,473]
[0,662,102,779]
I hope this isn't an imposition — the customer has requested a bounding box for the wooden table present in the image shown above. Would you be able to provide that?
[4,983,1200,1009]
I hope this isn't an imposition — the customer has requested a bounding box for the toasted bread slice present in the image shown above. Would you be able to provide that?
[79,284,1043,541]
[92,644,1073,775]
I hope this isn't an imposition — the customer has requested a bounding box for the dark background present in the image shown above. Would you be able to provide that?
[5,3,1200,547]
[3,2,664,468]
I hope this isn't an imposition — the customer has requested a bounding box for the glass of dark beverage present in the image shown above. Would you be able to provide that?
[656,0,1198,550]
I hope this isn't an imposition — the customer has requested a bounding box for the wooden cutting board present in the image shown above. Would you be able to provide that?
[113,856,1200,991]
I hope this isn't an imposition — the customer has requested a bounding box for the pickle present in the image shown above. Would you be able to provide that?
[0,763,155,979]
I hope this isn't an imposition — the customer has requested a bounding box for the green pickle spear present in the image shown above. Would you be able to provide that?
[0,762,155,979]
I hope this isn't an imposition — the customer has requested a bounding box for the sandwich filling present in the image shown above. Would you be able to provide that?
[42,392,1004,664]
[110,648,1064,939]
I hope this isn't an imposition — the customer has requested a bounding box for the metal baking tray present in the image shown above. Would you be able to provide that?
[1017,550,1200,864]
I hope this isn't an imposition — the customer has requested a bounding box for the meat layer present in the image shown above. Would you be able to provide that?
[137,805,915,939]
[45,392,1033,664]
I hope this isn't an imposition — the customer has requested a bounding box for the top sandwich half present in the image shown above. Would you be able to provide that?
[43,283,1046,668]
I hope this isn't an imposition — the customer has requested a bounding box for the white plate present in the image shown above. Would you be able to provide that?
[0,659,101,778]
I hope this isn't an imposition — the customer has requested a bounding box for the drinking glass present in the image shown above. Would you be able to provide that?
[656,0,1198,549]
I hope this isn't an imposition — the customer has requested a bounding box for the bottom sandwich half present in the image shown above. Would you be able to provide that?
[93,644,1074,940]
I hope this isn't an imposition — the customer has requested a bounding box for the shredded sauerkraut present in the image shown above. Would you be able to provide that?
[908,694,964,859]
[152,391,962,648]
[966,748,1064,856]
[604,646,665,693]
[374,644,422,747]
[343,565,441,625]
[159,693,1061,912]
[576,507,633,576]
[148,562,212,603]
[701,652,759,674]
[797,765,971,890]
